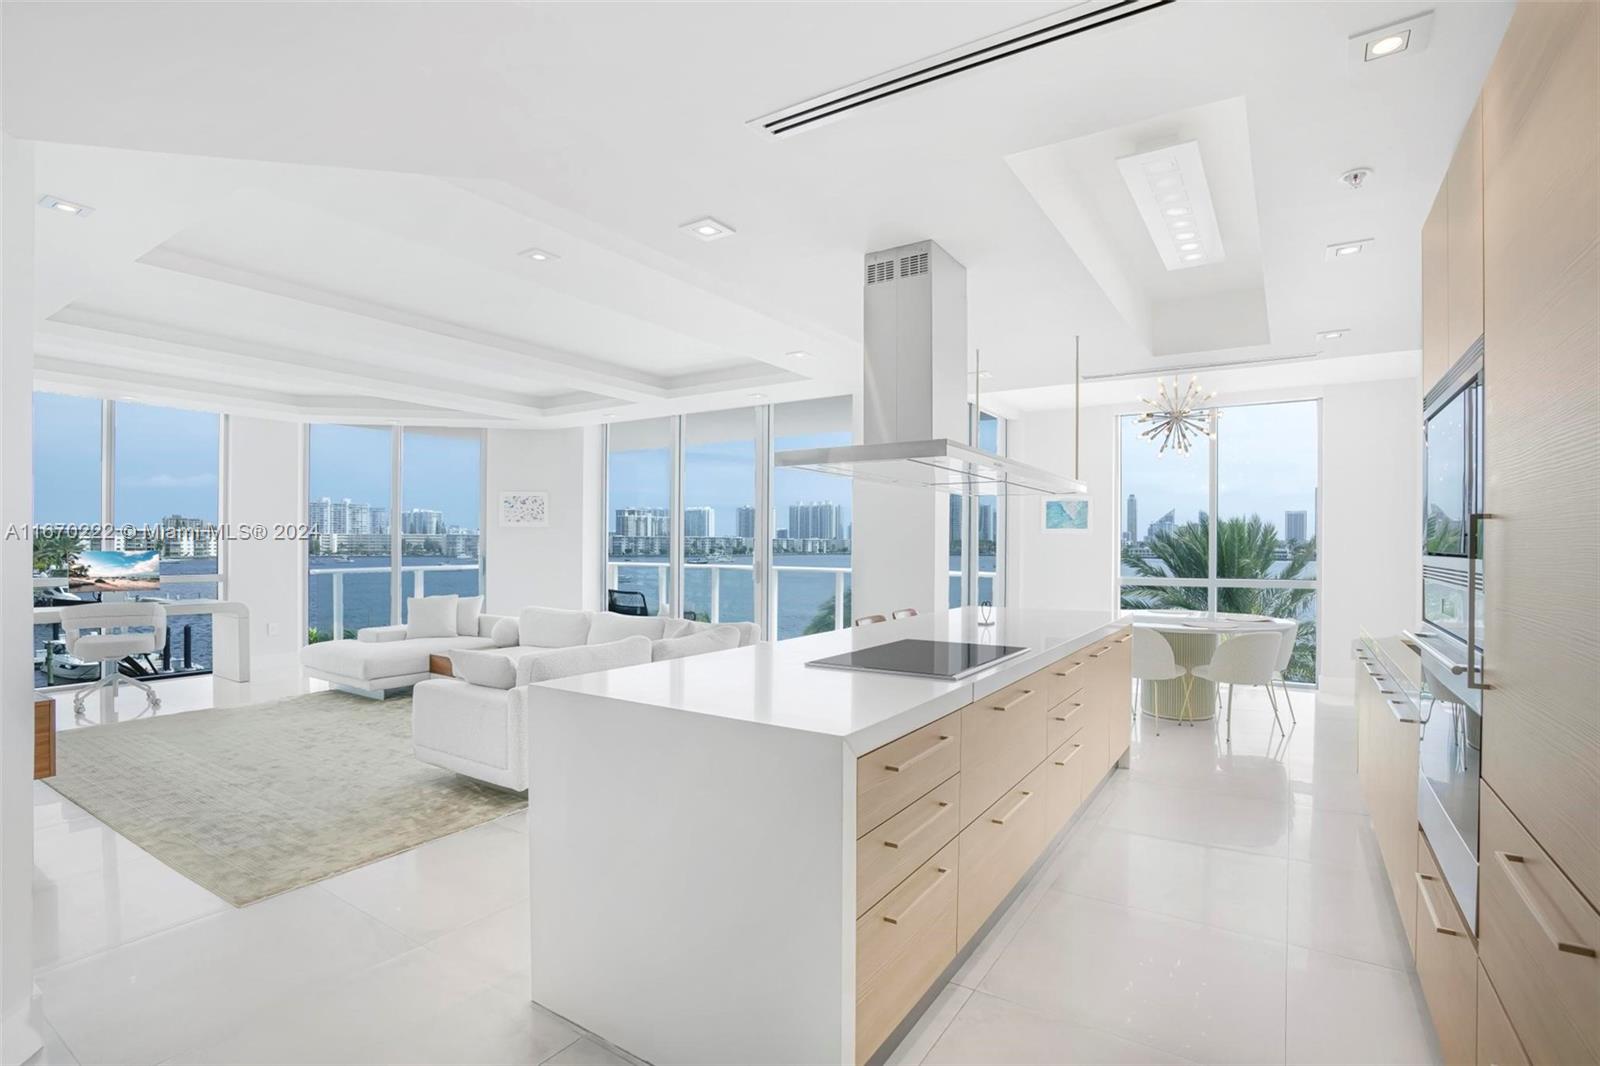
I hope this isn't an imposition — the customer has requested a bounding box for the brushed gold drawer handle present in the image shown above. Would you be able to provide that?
[883,734,952,773]
[990,789,1035,825]
[1115,634,1132,644]
[1053,743,1083,767]
[1414,872,1461,937]
[1495,851,1598,958]
[1051,702,1083,723]
[989,690,1034,713]
[883,801,951,850]
[1053,664,1082,678]
[882,865,951,925]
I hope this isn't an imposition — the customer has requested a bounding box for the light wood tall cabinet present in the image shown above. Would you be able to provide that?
[1421,186,1452,394]
[1447,99,1485,362]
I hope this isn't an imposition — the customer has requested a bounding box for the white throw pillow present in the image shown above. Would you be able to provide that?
[489,616,520,648]
[660,617,696,639]
[518,606,592,648]
[456,596,484,638]
[587,612,669,644]
[406,595,459,639]
[517,635,652,684]
[651,625,741,661]
[450,648,518,689]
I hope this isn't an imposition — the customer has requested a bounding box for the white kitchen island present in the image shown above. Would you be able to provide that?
[526,607,1131,1066]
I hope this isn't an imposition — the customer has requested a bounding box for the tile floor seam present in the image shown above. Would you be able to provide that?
[1047,886,1293,951]
[955,983,1208,1066]
[314,883,434,948]
[906,986,973,1064]
[32,884,232,977]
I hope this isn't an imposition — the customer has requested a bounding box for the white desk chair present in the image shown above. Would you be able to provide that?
[1270,619,1299,726]
[891,608,918,619]
[59,602,167,717]
[854,614,887,627]
[1132,627,1189,735]
[1192,630,1283,742]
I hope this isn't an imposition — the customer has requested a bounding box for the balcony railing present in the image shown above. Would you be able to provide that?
[308,563,480,637]
[607,561,852,638]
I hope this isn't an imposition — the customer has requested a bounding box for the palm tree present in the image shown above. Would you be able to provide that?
[32,530,83,577]
[1122,515,1318,681]
[803,587,852,635]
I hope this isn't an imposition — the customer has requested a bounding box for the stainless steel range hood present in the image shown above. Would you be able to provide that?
[775,239,1087,497]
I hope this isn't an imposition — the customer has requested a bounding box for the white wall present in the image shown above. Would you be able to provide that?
[483,427,602,614]
[852,481,946,620]
[1010,371,1421,687]
[224,416,305,665]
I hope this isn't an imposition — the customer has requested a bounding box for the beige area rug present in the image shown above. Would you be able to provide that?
[46,690,525,907]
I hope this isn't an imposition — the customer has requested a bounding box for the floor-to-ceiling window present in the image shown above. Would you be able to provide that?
[306,425,483,640]
[605,417,674,616]
[1118,398,1320,682]
[772,397,852,637]
[400,429,483,619]
[682,408,757,625]
[950,406,1006,608]
[603,397,853,638]
[31,392,226,687]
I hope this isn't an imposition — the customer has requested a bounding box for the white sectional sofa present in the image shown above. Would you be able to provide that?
[411,606,757,790]
[299,594,517,697]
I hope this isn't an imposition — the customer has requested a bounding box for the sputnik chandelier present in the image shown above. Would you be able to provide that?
[1137,375,1217,455]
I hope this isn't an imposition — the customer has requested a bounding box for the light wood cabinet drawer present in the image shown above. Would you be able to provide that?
[1047,655,1088,708]
[857,711,960,838]
[1046,694,1088,753]
[857,776,960,917]
[1416,830,1477,1066]
[959,680,1046,826]
[1044,731,1090,839]
[1476,962,1530,1066]
[856,840,958,1065]
[1098,630,1133,767]
[957,762,1049,946]
[1479,783,1600,1066]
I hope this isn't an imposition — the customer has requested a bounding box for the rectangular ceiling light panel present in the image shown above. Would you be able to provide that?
[750,0,1175,138]
[1117,140,1224,271]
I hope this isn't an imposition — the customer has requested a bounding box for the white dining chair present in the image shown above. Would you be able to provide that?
[1131,627,1188,735]
[854,614,887,627]
[58,601,167,717]
[1270,619,1299,726]
[1192,630,1284,742]
[891,608,918,619]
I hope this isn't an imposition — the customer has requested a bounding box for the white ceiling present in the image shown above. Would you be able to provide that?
[5,1,1512,425]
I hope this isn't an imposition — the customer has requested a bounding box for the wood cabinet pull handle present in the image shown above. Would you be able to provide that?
[1495,851,1598,957]
[1053,664,1082,678]
[1414,872,1461,936]
[1115,634,1132,644]
[1054,744,1083,767]
[989,690,1034,713]
[1050,702,1083,723]
[882,865,951,925]
[883,801,950,850]
[883,734,952,773]
[990,790,1035,825]
[1387,698,1418,724]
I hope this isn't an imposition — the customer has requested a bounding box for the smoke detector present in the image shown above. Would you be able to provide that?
[1339,167,1375,191]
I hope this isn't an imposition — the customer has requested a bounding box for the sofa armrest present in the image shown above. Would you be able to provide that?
[356,625,409,644]
[477,613,514,638]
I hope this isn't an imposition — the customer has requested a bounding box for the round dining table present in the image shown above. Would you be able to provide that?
[1123,610,1292,722]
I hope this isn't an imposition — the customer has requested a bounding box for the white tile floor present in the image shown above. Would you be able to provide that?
[28,673,1438,1066]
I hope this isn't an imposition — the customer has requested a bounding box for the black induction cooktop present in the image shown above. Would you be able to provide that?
[807,639,1029,680]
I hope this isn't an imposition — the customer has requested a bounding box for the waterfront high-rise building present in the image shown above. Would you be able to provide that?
[787,501,841,540]
[614,507,668,537]
[403,508,445,535]
[977,501,997,545]
[370,506,390,536]
[1149,509,1177,539]
[1285,510,1308,544]
[1125,494,1138,545]
[683,507,715,539]
[736,506,756,539]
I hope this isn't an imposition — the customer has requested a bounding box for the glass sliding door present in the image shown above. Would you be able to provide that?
[307,425,394,641]
[682,408,757,625]
[113,401,221,675]
[399,429,483,619]
[32,392,104,687]
[605,418,674,616]
[772,397,852,638]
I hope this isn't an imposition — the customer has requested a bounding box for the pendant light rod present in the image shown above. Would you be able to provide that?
[1074,335,1081,482]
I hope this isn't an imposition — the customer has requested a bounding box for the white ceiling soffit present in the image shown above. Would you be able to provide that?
[750,0,1175,137]
[1007,95,1268,359]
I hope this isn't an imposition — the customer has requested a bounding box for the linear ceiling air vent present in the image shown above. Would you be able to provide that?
[751,0,1174,138]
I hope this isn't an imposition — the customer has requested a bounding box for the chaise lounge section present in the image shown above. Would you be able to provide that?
[298,594,517,697]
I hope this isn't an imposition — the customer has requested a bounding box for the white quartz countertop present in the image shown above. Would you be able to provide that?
[533,607,1122,752]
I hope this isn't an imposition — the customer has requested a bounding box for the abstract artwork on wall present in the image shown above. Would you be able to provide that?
[1043,498,1089,532]
[498,491,549,527]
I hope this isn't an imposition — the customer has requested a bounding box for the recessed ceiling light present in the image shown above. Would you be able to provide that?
[1119,141,1225,272]
[1316,329,1350,340]
[1366,31,1409,60]
[978,370,994,379]
[785,350,808,360]
[682,216,735,242]
[1349,12,1433,67]
[39,195,92,217]
[749,392,767,400]
[518,247,560,262]
[1326,238,1373,260]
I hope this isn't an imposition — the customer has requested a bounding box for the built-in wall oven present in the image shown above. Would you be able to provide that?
[1408,342,1486,931]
